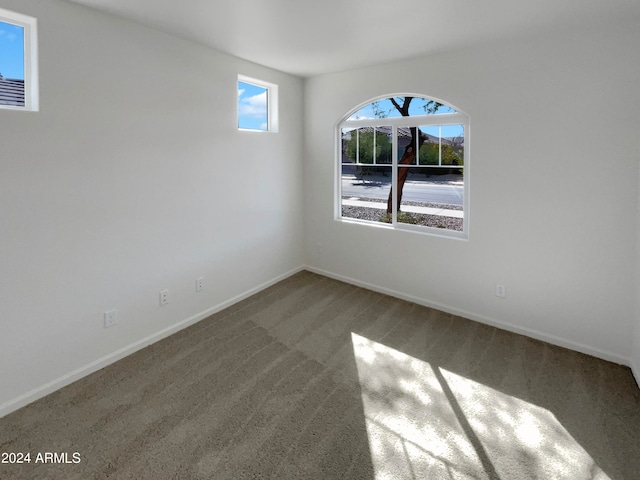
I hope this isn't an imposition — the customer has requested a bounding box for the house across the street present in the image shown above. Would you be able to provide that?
[0,73,25,107]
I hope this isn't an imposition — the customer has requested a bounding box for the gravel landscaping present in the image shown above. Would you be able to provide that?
[341,197,463,231]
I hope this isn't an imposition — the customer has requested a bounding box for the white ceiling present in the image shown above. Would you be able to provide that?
[67,0,639,77]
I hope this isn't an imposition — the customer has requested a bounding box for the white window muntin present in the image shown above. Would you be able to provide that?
[342,112,467,129]
[0,8,38,111]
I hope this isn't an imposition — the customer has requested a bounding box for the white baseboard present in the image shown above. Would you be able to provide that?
[0,266,305,419]
[3,263,634,419]
[304,265,631,367]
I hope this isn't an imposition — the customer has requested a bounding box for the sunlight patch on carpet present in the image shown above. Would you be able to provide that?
[351,332,611,480]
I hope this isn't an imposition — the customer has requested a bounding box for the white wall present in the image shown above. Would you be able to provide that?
[304,22,640,364]
[635,296,640,384]
[635,325,640,385]
[634,132,640,385]
[0,0,304,415]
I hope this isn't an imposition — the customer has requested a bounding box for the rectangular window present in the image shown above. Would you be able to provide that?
[237,75,278,132]
[0,8,38,111]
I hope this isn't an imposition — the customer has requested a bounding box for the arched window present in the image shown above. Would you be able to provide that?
[337,95,469,238]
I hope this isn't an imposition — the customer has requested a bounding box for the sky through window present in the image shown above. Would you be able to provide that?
[0,20,24,80]
[346,97,461,137]
[238,81,268,131]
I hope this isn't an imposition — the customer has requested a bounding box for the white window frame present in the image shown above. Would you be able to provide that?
[0,7,38,111]
[237,75,278,133]
[336,99,469,239]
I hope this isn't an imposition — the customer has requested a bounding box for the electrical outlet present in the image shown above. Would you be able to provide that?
[495,284,506,298]
[160,289,169,306]
[104,309,117,328]
[196,277,204,292]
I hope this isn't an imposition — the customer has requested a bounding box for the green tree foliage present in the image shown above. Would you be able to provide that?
[345,130,392,164]
[418,142,463,166]
[418,143,439,165]
[442,144,463,166]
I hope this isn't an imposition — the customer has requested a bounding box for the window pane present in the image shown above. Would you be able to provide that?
[396,124,464,230]
[397,171,464,230]
[238,81,268,130]
[0,20,25,107]
[418,126,440,165]
[342,127,393,165]
[356,127,373,164]
[442,124,464,167]
[397,127,418,165]
[346,97,457,121]
[417,124,464,167]
[341,125,393,223]
[342,126,393,165]
[374,127,393,164]
[341,165,392,224]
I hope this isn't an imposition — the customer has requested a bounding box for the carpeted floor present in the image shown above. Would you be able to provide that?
[1,271,639,479]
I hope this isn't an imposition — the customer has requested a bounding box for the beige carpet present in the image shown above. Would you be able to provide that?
[1,271,639,479]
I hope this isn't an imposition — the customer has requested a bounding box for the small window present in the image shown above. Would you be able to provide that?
[338,96,469,239]
[237,75,278,132]
[0,8,38,111]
